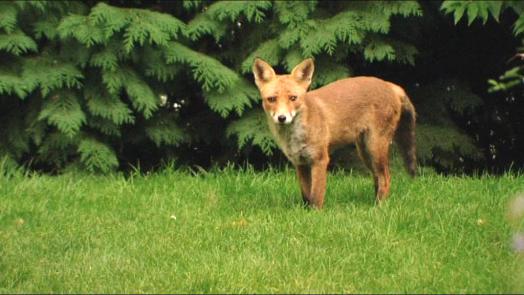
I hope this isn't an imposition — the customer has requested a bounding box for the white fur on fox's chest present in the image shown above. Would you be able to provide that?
[269,119,313,165]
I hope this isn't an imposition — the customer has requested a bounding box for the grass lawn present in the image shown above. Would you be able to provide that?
[1,167,523,293]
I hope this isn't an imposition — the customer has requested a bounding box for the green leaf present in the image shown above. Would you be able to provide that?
[58,15,105,47]
[299,9,375,56]
[182,0,203,11]
[186,13,227,42]
[145,114,187,147]
[311,60,351,89]
[274,1,317,28]
[86,3,186,52]
[85,87,134,125]
[36,131,79,167]
[77,137,119,172]
[164,42,239,92]
[226,110,276,155]
[466,3,479,26]
[441,1,465,24]
[122,69,159,119]
[363,39,396,62]
[390,40,419,65]
[283,49,305,72]
[203,79,258,117]
[34,16,61,40]
[514,15,524,36]
[487,1,503,22]
[90,48,118,71]
[241,39,282,74]
[87,117,122,137]
[38,92,86,138]
[0,2,18,33]
[416,123,482,164]
[0,31,37,55]
[23,57,84,97]
[206,1,272,23]
[0,70,36,98]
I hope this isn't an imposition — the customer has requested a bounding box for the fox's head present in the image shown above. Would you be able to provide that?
[252,58,314,125]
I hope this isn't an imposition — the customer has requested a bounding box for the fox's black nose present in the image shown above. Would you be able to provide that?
[278,115,286,123]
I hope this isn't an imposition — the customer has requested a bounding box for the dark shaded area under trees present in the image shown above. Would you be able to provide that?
[0,0,523,174]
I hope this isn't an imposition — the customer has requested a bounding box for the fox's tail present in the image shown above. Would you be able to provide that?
[395,95,417,177]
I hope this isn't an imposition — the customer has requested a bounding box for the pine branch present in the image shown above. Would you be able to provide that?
[141,45,181,82]
[283,49,305,72]
[203,79,258,117]
[0,2,18,34]
[87,117,122,137]
[241,39,282,74]
[58,15,105,47]
[164,42,238,92]
[206,1,272,23]
[0,109,31,157]
[59,39,92,68]
[0,31,38,55]
[37,92,86,138]
[385,1,423,18]
[182,0,203,11]
[389,40,418,65]
[122,69,159,119]
[0,70,35,98]
[274,1,316,28]
[89,45,119,71]
[77,136,119,172]
[226,110,276,155]
[441,0,502,25]
[34,16,61,40]
[417,123,482,164]
[84,86,135,125]
[311,59,351,88]
[87,3,187,52]
[145,114,187,147]
[363,37,396,63]
[299,11,365,56]
[23,57,84,97]
[186,13,227,42]
[36,131,79,167]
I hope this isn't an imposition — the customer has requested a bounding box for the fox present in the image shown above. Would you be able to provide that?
[252,58,416,208]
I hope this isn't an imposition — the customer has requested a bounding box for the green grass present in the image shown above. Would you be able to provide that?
[1,167,523,293]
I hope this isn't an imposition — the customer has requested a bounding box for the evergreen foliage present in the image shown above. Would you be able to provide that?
[442,0,524,93]
[410,79,483,169]
[227,0,423,163]
[0,0,515,172]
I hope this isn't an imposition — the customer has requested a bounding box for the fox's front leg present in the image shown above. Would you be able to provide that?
[296,165,311,206]
[309,156,329,209]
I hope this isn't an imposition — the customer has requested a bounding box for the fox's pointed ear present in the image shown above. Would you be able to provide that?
[252,58,276,87]
[291,58,314,87]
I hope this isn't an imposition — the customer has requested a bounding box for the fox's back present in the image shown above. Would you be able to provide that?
[307,76,402,111]
[305,76,404,144]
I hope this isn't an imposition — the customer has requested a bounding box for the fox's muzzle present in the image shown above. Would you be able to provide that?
[271,110,297,125]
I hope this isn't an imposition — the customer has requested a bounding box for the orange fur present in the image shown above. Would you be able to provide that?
[253,58,416,208]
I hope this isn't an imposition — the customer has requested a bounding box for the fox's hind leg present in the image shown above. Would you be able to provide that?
[356,136,377,194]
[357,132,392,203]
[371,145,391,202]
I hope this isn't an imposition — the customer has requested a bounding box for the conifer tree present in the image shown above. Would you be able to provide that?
[0,0,494,172]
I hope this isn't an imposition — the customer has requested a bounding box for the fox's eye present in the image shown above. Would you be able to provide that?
[289,95,298,101]
[267,96,277,103]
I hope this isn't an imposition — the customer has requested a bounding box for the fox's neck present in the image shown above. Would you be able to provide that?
[268,109,314,164]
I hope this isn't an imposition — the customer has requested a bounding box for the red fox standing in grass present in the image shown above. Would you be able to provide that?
[252,58,417,208]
